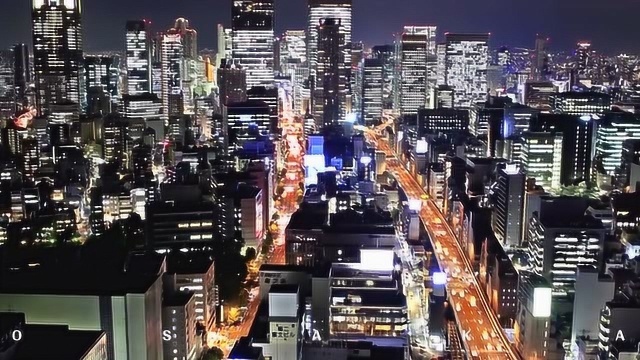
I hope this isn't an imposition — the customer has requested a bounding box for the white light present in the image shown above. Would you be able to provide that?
[360,156,372,165]
[360,249,394,271]
[408,199,422,211]
[433,272,447,285]
[533,287,552,318]
[580,115,591,122]
[345,113,357,123]
[416,140,428,154]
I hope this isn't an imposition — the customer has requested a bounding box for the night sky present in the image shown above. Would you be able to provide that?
[1,0,638,54]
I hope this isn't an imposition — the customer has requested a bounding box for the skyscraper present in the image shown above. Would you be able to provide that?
[0,50,15,119]
[307,0,352,77]
[13,44,30,108]
[396,26,437,115]
[314,18,347,128]
[161,29,185,118]
[576,41,592,79]
[371,45,394,110]
[231,0,275,89]
[279,30,307,72]
[361,58,383,126]
[31,0,83,116]
[125,20,152,95]
[521,132,563,191]
[491,165,525,247]
[172,18,198,59]
[445,33,489,108]
[531,35,549,81]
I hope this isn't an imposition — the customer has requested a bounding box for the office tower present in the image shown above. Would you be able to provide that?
[12,44,30,107]
[314,18,348,128]
[371,45,394,109]
[31,0,83,116]
[491,165,525,247]
[217,59,247,106]
[350,41,364,114]
[279,30,307,71]
[595,111,640,176]
[0,51,15,119]
[84,55,115,96]
[102,114,130,166]
[521,132,563,190]
[532,35,549,81]
[514,271,552,360]
[429,85,454,109]
[225,100,270,152]
[503,103,538,138]
[417,108,469,135]
[172,18,198,59]
[161,29,185,118]
[231,0,275,89]
[576,41,592,78]
[531,113,595,185]
[527,197,605,296]
[396,26,436,115]
[445,33,489,108]
[361,59,383,126]
[618,139,640,187]
[247,86,278,135]
[125,20,152,95]
[552,91,611,117]
[436,43,446,86]
[307,0,352,77]
[524,81,556,111]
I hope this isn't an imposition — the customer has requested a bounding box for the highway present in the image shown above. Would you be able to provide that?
[365,131,520,360]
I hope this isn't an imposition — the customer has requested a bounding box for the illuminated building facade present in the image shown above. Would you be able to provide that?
[125,20,152,95]
[314,18,348,128]
[595,111,640,176]
[225,100,271,152]
[307,0,352,78]
[361,58,383,126]
[417,108,469,135]
[491,165,525,247]
[0,50,15,119]
[551,91,611,117]
[514,271,552,360]
[231,0,275,89]
[397,26,436,115]
[279,30,307,71]
[31,0,83,116]
[172,18,198,60]
[445,33,489,108]
[371,45,394,109]
[217,59,247,106]
[521,132,563,190]
[532,35,549,81]
[161,30,184,118]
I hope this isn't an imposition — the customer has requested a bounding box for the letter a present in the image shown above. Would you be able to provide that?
[615,330,625,342]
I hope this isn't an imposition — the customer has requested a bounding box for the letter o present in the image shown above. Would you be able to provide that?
[12,329,22,341]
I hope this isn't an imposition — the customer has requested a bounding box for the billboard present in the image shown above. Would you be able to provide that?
[360,249,394,271]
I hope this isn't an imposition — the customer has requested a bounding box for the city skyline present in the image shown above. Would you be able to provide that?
[2,0,639,53]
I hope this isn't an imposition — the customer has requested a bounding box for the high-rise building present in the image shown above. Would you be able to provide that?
[314,18,348,128]
[530,113,596,185]
[125,20,152,95]
[595,111,640,176]
[231,0,275,89]
[161,29,185,118]
[491,165,525,247]
[514,271,552,360]
[417,108,469,135]
[0,50,15,119]
[396,26,437,115]
[217,59,247,106]
[531,35,549,81]
[31,0,83,116]
[307,0,352,78]
[444,33,489,108]
[576,41,592,79]
[436,43,446,86]
[279,30,307,72]
[527,197,605,296]
[172,18,198,59]
[552,91,611,117]
[225,100,271,152]
[524,81,556,111]
[13,44,30,108]
[371,45,394,110]
[361,58,383,126]
[521,132,563,191]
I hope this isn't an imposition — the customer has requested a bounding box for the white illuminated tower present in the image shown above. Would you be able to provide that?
[445,33,489,108]
[307,0,352,77]
[231,0,275,89]
[396,26,437,115]
[161,30,184,118]
[125,20,152,95]
[31,0,83,116]
[314,18,348,129]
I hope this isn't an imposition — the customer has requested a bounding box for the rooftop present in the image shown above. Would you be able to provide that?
[10,324,105,360]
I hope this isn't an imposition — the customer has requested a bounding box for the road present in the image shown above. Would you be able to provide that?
[365,131,520,360]
[212,113,304,355]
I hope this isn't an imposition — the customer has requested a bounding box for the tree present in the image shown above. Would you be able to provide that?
[202,347,224,360]
[245,247,257,262]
